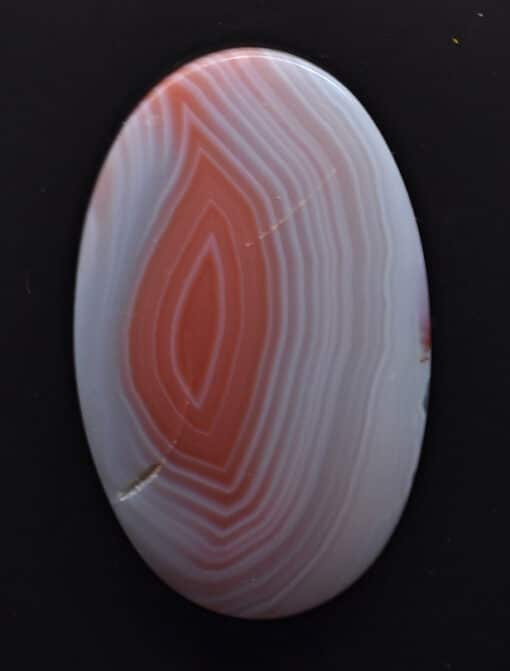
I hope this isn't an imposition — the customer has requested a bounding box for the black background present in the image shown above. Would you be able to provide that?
[2,1,509,669]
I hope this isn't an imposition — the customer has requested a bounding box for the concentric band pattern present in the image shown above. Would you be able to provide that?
[74,48,431,618]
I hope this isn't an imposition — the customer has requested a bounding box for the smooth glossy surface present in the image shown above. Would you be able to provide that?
[75,48,431,618]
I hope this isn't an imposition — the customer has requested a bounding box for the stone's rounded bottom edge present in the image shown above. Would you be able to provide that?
[116,495,414,621]
[104,438,425,620]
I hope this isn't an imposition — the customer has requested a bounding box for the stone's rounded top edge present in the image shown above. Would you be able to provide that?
[140,46,394,171]
[139,45,387,179]
[149,46,355,104]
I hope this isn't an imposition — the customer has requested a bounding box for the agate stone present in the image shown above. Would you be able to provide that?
[74,48,431,618]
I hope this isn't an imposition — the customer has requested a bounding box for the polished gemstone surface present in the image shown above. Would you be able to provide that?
[74,48,431,618]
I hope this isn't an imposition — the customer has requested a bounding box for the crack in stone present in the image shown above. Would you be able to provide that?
[117,463,162,502]
[244,168,337,248]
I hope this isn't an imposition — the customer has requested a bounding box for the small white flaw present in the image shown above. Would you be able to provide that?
[117,463,162,502]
